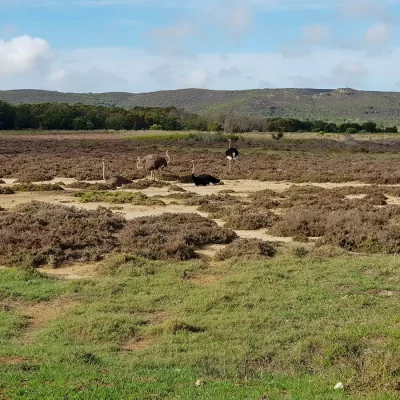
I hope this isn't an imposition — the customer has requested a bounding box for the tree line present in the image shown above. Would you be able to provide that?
[0,101,397,133]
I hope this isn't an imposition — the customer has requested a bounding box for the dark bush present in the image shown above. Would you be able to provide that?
[66,181,115,190]
[13,183,64,192]
[0,187,14,194]
[0,202,125,268]
[215,238,276,261]
[120,213,237,261]
[224,206,280,230]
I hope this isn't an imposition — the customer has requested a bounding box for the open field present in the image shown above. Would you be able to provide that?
[2,132,400,399]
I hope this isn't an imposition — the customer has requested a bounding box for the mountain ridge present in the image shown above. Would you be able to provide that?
[1,87,400,123]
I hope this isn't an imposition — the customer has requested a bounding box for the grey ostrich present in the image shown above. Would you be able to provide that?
[136,150,171,181]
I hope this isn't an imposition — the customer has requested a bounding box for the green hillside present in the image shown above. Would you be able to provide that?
[1,87,400,123]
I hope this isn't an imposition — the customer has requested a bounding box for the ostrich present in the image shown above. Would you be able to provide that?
[191,160,220,186]
[225,139,239,172]
[137,150,170,181]
[102,158,132,186]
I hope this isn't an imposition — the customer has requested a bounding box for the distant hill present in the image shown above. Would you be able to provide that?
[1,87,400,123]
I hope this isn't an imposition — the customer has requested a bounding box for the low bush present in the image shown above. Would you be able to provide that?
[319,206,400,253]
[66,181,115,190]
[168,185,186,192]
[0,179,5,184]
[271,207,327,237]
[215,238,276,261]
[186,194,244,219]
[0,187,14,194]
[99,254,158,277]
[73,191,165,206]
[13,183,64,192]
[224,206,280,230]
[0,202,125,268]
[122,180,168,190]
[14,171,53,183]
[120,213,237,261]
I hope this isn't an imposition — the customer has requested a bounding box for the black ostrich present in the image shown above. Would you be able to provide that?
[191,160,220,186]
[225,139,239,171]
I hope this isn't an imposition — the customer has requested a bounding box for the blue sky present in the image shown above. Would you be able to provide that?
[1,0,400,92]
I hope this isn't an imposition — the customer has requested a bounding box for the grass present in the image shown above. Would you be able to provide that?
[1,254,400,398]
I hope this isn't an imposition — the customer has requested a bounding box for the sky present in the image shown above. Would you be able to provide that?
[1,0,400,93]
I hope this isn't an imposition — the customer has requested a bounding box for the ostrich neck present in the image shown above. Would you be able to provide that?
[166,151,171,164]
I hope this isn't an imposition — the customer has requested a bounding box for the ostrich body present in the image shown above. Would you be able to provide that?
[191,160,220,186]
[102,159,132,187]
[225,139,239,160]
[225,139,239,172]
[137,150,170,180]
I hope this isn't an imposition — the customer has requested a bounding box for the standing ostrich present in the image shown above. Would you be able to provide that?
[191,160,220,186]
[225,139,239,172]
[137,150,170,181]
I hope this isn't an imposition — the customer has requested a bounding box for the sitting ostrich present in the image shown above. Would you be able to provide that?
[225,139,239,171]
[191,160,220,186]
[137,150,170,181]
[102,158,132,187]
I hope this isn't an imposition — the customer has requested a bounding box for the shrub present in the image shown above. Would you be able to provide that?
[215,239,276,261]
[14,171,53,183]
[319,207,400,253]
[100,254,158,277]
[150,124,162,130]
[0,202,125,268]
[73,191,165,206]
[120,213,237,261]
[0,187,14,194]
[224,207,280,230]
[66,182,115,190]
[271,207,327,237]
[346,127,358,134]
[13,183,64,192]
[0,179,5,184]
[168,185,186,192]
[122,180,168,190]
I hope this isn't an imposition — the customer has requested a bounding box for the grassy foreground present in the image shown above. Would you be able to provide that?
[1,253,400,399]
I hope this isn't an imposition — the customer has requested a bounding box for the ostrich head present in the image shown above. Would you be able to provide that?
[228,138,231,148]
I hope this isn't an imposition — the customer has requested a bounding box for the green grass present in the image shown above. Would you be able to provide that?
[1,254,400,399]
[73,190,165,205]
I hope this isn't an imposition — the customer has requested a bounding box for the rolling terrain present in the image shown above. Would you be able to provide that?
[2,87,400,123]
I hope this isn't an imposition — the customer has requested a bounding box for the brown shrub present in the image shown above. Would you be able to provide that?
[66,181,115,190]
[319,206,400,253]
[122,180,168,190]
[0,202,125,268]
[363,192,387,206]
[168,185,186,192]
[73,191,165,206]
[215,238,276,261]
[14,171,53,183]
[0,186,14,194]
[310,245,348,258]
[186,194,244,219]
[270,207,327,237]
[120,213,237,261]
[224,206,280,230]
[0,179,5,184]
[13,183,64,192]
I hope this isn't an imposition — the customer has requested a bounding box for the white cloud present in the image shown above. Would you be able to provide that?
[364,21,393,47]
[0,35,54,76]
[301,24,331,46]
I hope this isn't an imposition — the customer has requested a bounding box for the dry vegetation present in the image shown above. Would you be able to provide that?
[4,134,400,184]
[73,190,165,206]
[215,238,276,261]
[0,202,124,268]
[120,213,237,261]
[66,181,115,190]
